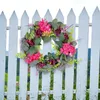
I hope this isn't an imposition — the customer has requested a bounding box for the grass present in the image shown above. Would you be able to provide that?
[4,71,100,100]
[3,55,100,100]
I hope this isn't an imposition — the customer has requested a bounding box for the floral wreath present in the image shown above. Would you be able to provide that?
[16,19,77,72]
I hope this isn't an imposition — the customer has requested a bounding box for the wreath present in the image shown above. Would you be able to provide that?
[16,19,77,72]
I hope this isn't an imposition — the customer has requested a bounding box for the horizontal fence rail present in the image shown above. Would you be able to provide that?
[5,23,92,30]
[3,89,100,96]
[0,7,100,100]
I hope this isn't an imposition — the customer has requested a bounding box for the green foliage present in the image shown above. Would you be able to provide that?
[21,44,29,52]
[4,71,100,100]
[50,19,58,30]
[68,34,74,42]
[67,58,74,65]
[26,45,40,54]
[42,36,51,42]
[54,40,62,47]
[70,26,74,34]
[49,19,65,30]
[74,58,82,64]
[25,31,35,40]
[16,53,26,58]
[34,37,41,45]
[71,41,77,46]
[5,73,8,84]
[59,33,65,42]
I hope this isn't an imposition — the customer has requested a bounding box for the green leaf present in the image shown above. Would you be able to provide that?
[68,34,74,42]
[64,55,68,62]
[42,37,51,42]
[60,54,63,62]
[70,26,74,34]
[52,19,58,23]
[52,23,58,30]
[34,38,41,45]
[26,46,38,54]
[50,32,56,37]
[16,53,26,58]
[67,59,74,65]
[48,52,53,59]
[52,54,58,59]
[57,22,63,25]
[71,41,77,46]
[21,43,29,51]
[25,31,35,40]
[74,58,82,64]
[25,32,29,39]
[59,33,65,42]
[44,55,48,59]
[54,41,62,47]
[50,19,58,30]
[57,22,65,28]
[30,31,35,39]
[35,21,39,25]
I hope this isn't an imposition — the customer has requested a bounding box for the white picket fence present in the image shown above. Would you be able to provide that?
[0,7,100,100]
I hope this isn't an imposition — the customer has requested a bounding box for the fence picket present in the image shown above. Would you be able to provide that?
[19,11,29,100]
[41,10,52,100]
[0,8,100,100]
[76,8,89,100]
[7,11,18,100]
[30,10,40,100]
[53,9,64,100]
[90,7,100,100]
[65,9,76,100]
[0,12,6,100]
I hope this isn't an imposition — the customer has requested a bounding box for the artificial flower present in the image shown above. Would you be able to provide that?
[36,62,46,68]
[60,43,76,56]
[54,27,62,36]
[35,29,42,37]
[25,52,41,64]
[64,33,69,40]
[38,19,51,32]
[49,59,57,65]
[26,40,34,46]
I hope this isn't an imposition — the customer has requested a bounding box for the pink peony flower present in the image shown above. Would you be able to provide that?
[60,43,76,56]
[38,19,51,32]
[25,52,41,64]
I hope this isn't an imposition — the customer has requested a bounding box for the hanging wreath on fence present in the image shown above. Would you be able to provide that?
[16,19,77,72]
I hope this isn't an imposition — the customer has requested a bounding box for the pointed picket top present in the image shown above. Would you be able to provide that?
[44,9,52,21]
[32,10,41,23]
[0,11,6,21]
[21,11,29,22]
[79,7,89,19]
[67,8,75,18]
[67,8,76,24]
[56,9,64,22]
[10,11,17,21]
[93,7,100,17]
